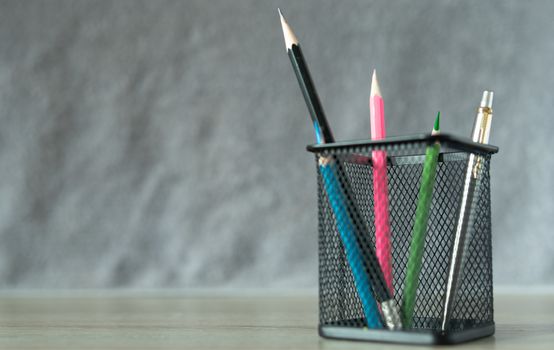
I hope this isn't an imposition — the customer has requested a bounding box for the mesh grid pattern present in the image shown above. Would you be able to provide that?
[315,137,494,333]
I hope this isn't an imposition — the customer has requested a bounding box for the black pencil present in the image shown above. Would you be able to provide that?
[278,9,402,329]
[278,9,334,144]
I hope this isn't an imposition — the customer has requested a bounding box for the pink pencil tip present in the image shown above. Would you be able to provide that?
[370,69,382,97]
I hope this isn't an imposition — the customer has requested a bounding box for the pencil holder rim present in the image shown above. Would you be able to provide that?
[306,133,499,155]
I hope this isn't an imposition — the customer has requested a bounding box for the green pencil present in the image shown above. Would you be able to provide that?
[401,112,441,328]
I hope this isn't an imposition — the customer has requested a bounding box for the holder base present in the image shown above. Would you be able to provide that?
[319,321,495,345]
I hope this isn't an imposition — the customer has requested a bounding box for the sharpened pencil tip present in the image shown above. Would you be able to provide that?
[370,69,382,97]
[278,8,298,49]
[433,111,441,134]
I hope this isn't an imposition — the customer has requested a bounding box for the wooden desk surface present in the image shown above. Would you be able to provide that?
[0,292,553,349]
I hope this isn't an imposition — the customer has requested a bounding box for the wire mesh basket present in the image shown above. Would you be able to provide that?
[307,134,498,345]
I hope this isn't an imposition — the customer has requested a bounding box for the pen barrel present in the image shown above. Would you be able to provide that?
[441,153,482,331]
[471,108,493,144]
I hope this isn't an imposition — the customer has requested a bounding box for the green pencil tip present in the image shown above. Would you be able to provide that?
[434,111,440,131]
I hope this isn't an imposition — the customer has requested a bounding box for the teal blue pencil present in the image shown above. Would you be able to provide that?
[319,157,383,328]
[401,112,441,327]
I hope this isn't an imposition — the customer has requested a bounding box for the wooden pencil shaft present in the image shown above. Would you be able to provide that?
[287,44,334,143]
[319,159,384,328]
[402,142,440,327]
[334,157,401,329]
[334,159,392,302]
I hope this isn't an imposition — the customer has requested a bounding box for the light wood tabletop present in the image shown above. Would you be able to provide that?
[0,291,553,349]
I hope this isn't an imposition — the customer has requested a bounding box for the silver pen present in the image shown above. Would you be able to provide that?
[440,91,494,331]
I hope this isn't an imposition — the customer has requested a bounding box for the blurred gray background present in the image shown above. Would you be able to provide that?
[0,0,552,289]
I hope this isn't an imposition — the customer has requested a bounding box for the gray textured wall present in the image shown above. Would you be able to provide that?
[0,0,552,289]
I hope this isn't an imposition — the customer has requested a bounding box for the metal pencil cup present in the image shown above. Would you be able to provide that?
[307,134,498,345]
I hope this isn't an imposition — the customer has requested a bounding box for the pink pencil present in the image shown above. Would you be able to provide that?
[369,70,393,293]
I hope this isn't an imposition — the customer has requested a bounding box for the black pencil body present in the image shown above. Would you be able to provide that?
[287,44,334,143]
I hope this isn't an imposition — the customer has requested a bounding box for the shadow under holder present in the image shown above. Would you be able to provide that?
[307,133,499,345]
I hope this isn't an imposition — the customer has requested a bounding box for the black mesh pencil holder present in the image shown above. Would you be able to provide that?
[307,134,499,345]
